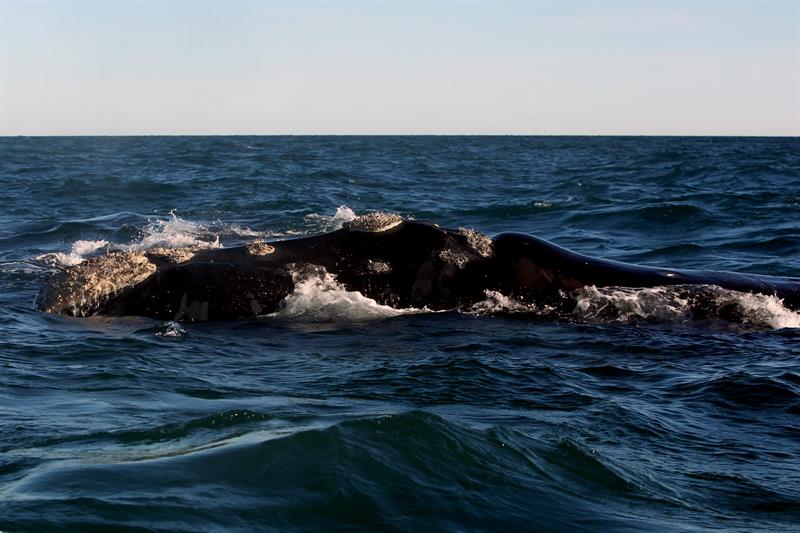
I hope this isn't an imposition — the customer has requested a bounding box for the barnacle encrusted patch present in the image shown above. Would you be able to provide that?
[147,246,198,264]
[438,249,472,269]
[368,259,392,274]
[343,212,403,233]
[458,228,494,257]
[38,251,157,316]
[246,242,276,256]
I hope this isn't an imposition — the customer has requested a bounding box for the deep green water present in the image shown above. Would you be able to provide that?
[1,136,799,531]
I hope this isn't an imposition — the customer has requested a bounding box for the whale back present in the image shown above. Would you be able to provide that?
[490,232,800,310]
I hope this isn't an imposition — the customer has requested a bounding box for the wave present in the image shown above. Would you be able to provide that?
[16,407,791,530]
[666,372,800,411]
[566,203,714,226]
[3,411,665,531]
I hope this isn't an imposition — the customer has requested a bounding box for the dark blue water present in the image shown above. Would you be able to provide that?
[1,136,799,531]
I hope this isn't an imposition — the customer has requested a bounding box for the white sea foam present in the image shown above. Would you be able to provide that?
[573,285,800,329]
[267,269,418,322]
[38,214,223,268]
[725,291,800,329]
[36,239,110,267]
[470,290,539,314]
[227,224,268,238]
[469,285,799,329]
[573,286,692,322]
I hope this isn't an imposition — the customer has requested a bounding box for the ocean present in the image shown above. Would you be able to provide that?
[1,136,799,531]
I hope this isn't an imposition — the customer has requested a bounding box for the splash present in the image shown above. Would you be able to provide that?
[155,321,188,338]
[36,240,110,267]
[304,206,358,232]
[720,291,800,329]
[37,214,222,268]
[39,208,365,270]
[573,285,800,329]
[330,206,358,228]
[573,286,692,323]
[468,285,799,329]
[470,290,539,315]
[124,214,221,252]
[267,268,418,322]
[227,224,269,239]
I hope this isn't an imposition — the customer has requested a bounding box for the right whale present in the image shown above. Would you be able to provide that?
[35,213,800,322]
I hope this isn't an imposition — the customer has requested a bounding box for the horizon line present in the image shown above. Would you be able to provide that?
[2,133,798,139]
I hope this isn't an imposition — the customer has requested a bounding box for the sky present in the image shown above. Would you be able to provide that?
[0,1,798,136]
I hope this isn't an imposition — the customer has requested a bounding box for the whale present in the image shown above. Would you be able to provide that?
[36,213,800,322]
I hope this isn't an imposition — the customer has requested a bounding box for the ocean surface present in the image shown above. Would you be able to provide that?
[1,136,799,531]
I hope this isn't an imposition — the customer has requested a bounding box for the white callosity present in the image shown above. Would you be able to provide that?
[246,242,276,256]
[37,251,157,316]
[343,212,404,233]
[146,246,199,264]
[458,227,494,257]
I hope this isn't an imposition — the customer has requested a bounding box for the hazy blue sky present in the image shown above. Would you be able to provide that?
[1,1,798,135]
